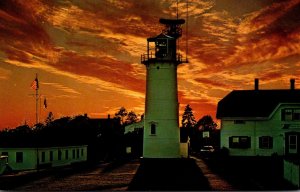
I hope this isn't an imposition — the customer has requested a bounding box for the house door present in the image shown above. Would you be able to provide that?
[288,135,297,154]
[285,132,300,155]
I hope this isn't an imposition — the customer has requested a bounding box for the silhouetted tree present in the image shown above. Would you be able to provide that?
[45,111,54,126]
[14,124,32,133]
[0,112,129,163]
[182,104,197,129]
[196,115,217,131]
[181,104,196,143]
[115,107,128,124]
[125,111,138,125]
[195,115,219,149]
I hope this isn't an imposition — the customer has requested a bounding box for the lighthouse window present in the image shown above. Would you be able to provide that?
[151,124,156,135]
[155,39,168,58]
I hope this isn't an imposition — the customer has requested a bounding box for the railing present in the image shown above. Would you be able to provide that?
[141,53,185,64]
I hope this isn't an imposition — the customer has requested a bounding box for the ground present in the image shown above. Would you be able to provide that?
[0,156,297,191]
[0,160,139,191]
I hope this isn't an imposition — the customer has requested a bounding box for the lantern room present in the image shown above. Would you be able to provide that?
[141,18,185,65]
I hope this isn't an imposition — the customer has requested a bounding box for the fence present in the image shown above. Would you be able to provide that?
[284,159,300,188]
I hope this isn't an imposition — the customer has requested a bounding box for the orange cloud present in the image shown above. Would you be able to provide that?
[1,0,300,129]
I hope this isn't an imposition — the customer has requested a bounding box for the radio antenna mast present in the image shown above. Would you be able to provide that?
[175,0,189,63]
[176,0,179,19]
[185,0,189,63]
[176,0,180,57]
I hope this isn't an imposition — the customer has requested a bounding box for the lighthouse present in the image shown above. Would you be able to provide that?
[141,18,187,158]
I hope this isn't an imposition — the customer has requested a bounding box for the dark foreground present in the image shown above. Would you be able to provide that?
[200,154,298,191]
[0,156,297,191]
[128,158,211,191]
[0,160,139,191]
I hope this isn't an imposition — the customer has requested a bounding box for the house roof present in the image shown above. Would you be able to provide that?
[216,89,300,119]
[124,120,144,134]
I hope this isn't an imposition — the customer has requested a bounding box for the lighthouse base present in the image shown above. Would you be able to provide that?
[128,158,211,191]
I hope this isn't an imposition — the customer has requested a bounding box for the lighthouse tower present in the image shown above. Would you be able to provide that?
[141,18,186,158]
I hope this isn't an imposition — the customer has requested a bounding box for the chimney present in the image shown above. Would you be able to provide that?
[290,79,295,90]
[254,78,259,90]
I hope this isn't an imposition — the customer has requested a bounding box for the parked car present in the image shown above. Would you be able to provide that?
[200,146,215,156]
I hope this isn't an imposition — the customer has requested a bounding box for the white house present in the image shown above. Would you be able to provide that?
[217,79,300,157]
[0,145,87,171]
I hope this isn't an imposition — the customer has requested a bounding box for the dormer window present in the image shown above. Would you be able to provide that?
[282,109,300,121]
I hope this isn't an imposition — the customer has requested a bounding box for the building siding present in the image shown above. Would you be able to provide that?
[0,145,87,171]
[221,104,300,156]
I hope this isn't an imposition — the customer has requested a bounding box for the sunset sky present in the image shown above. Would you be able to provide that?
[1,0,300,129]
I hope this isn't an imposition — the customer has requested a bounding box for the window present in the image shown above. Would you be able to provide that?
[259,136,273,149]
[76,149,79,159]
[289,135,297,149]
[16,152,23,163]
[229,136,251,148]
[49,151,53,161]
[155,39,168,58]
[81,149,84,156]
[72,149,75,159]
[41,152,45,162]
[282,109,300,121]
[58,150,62,160]
[151,123,156,135]
[294,109,300,120]
[65,150,68,160]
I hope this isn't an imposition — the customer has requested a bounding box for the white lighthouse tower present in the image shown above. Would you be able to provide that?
[141,18,187,158]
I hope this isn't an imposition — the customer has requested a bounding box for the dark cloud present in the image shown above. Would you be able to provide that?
[1,0,300,127]
[52,50,145,93]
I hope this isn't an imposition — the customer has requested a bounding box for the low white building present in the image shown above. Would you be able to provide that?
[217,79,300,157]
[124,121,144,134]
[0,145,87,171]
[125,121,189,158]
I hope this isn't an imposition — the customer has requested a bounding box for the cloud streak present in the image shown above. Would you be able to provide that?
[0,0,300,128]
